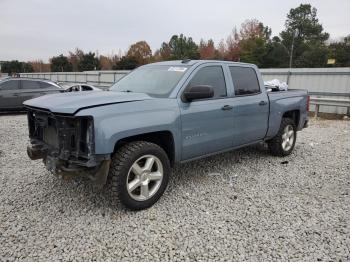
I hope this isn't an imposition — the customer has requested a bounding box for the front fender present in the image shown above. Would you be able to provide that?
[76,99,181,160]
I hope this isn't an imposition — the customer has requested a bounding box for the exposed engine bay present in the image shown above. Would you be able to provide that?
[26,107,110,186]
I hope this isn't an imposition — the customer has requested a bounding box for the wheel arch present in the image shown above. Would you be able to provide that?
[113,131,176,166]
[282,109,300,127]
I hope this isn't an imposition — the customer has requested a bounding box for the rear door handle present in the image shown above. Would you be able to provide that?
[221,105,233,111]
[259,101,268,106]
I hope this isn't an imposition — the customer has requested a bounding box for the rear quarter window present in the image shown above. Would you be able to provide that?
[81,85,93,91]
[40,82,56,89]
[229,67,260,96]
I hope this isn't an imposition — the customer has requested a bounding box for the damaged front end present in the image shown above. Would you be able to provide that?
[26,107,110,187]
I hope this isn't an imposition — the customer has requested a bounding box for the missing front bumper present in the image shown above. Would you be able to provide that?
[50,158,111,187]
[27,143,111,187]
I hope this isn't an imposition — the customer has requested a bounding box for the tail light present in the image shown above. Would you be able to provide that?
[306,96,310,111]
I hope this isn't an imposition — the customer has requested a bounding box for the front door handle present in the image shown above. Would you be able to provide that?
[259,101,268,106]
[221,105,233,111]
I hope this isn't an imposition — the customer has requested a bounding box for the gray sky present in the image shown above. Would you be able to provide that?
[1,0,349,62]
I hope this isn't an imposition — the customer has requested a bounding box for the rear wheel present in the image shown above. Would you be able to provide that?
[267,118,296,157]
[109,141,170,210]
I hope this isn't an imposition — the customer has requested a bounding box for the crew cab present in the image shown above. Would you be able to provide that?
[24,60,309,210]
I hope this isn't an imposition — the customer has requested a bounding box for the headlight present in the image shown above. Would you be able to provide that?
[79,117,94,155]
[86,119,93,155]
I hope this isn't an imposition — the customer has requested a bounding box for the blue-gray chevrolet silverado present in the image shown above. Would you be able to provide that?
[24,60,309,210]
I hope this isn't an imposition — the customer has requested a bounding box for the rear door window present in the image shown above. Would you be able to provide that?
[0,80,20,90]
[229,67,261,96]
[21,80,41,90]
[188,66,227,98]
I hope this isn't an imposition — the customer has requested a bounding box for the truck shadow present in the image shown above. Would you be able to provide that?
[169,143,271,187]
[174,143,270,172]
[0,111,27,116]
[53,143,273,212]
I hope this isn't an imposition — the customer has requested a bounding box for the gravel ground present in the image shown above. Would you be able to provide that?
[0,114,349,261]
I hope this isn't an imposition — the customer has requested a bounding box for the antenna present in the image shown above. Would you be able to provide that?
[181,59,191,64]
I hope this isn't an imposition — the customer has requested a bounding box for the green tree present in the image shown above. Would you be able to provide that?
[238,19,271,67]
[328,35,350,67]
[295,44,328,67]
[78,52,100,71]
[158,43,172,60]
[113,56,139,70]
[240,37,268,67]
[22,62,34,73]
[50,55,73,72]
[1,60,33,74]
[263,36,290,68]
[2,60,22,74]
[280,4,329,67]
[160,34,199,60]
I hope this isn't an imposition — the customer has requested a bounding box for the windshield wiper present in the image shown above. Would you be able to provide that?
[119,90,133,93]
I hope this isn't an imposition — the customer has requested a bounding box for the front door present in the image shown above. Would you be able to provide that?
[0,79,22,109]
[179,65,235,160]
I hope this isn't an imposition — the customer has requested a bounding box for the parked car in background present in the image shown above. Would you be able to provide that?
[61,83,102,92]
[0,78,63,111]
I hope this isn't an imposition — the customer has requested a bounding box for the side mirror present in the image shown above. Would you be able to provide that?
[183,85,214,102]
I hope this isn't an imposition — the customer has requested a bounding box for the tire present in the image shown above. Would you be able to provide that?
[109,141,171,210]
[267,118,297,157]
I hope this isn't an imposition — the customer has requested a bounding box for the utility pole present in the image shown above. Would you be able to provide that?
[287,30,298,85]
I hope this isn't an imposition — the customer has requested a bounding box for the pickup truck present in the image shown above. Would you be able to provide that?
[24,60,309,210]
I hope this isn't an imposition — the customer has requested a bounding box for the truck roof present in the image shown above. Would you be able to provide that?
[147,60,256,67]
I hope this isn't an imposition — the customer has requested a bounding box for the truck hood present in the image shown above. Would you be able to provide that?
[23,91,153,114]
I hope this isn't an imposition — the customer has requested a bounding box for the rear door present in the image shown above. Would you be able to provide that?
[20,80,43,102]
[178,64,235,160]
[228,66,269,146]
[0,79,22,109]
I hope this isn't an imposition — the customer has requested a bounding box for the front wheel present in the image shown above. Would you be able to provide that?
[109,141,171,210]
[267,118,297,157]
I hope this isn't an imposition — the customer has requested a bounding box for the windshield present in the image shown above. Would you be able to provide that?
[109,65,188,97]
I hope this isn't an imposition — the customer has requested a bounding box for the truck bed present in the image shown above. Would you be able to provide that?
[266,89,308,139]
